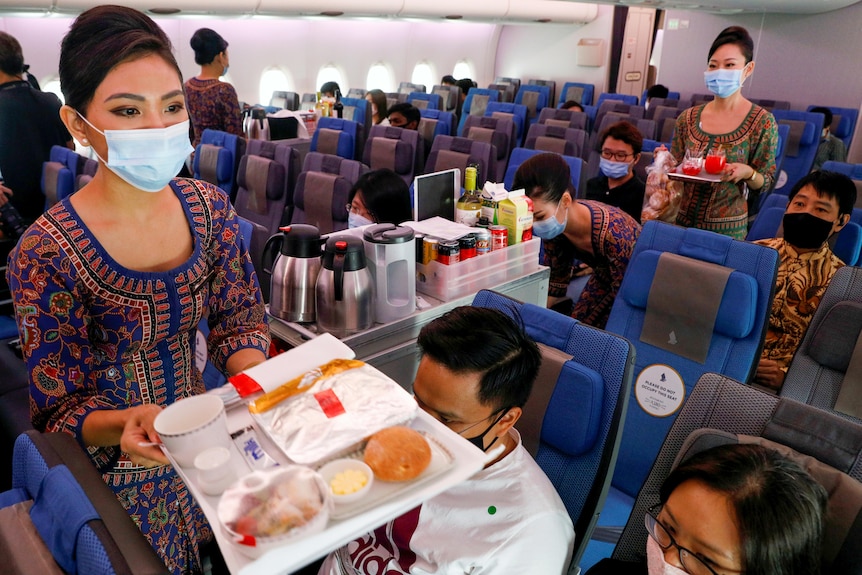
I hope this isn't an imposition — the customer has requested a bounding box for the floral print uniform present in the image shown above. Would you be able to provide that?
[671,103,778,239]
[7,178,269,574]
[184,77,243,149]
[543,200,641,329]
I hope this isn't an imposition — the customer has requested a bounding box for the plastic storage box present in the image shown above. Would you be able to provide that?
[415,238,542,301]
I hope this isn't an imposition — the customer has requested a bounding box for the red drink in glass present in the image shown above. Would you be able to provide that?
[705,153,726,174]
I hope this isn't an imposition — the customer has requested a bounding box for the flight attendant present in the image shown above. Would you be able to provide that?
[670,26,778,240]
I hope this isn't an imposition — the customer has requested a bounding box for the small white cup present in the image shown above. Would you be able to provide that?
[154,395,231,467]
[195,446,235,496]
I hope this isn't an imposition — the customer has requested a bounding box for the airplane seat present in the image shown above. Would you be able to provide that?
[559,82,595,107]
[780,265,862,420]
[538,107,589,132]
[49,145,84,179]
[300,93,317,108]
[431,84,460,112]
[744,206,785,241]
[524,124,589,162]
[771,109,824,194]
[456,88,500,136]
[593,101,646,136]
[525,79,556,106]
[310,116,359,161]
[821,160,862,179]
[633,150,653,184]
[650,106,682,143]
[398,81,425,95]
[639,90,681,108]
[494,76,521,92]
[471,289,635,570]
[1,430,167,575]
[424,136,493,187]
[484,102,529,147]
[514,84,551,127]
[41,161,75,210]
[579,220,779,570]
[488,83,515,103]
[643,98,680,119]
[362,125,423,186]
[346,88,367,99]
[236,214,272,303]
[407,92,442,111]
[504,148,584,197]
[340,97,372,137]
[76,158,98,190]
[193,128,245,200]
[235,139,299,236]
[385,92,408,109]
[595,92,639,110]
[291,152,368,234]
[807,105,859,150]
[269,90,300,111]
[689,93,714,106]
[462,115,516,183]
[417,109,455,155]
[602,372,862,574]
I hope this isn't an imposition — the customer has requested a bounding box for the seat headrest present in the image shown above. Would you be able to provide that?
[620,249,758,339]
[237,154,286,202]
[368,137,412,174]
[540,353,605,456]
[807,301,862,372]
[779,119,817,157]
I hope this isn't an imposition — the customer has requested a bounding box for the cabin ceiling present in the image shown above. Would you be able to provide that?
[0,0,858,19]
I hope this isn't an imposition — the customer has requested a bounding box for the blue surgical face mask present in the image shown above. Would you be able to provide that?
[704,68,743,99]
[348,212,374,229]
[532,200,567,240]
[600,157,632,179]
[222,65,229,77]
[78,113,193,192]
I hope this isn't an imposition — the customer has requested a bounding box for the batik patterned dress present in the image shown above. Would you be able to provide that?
[543,200,641,329]
[671,103,778,239]
[184,77,243,149]
[7,178,269,574]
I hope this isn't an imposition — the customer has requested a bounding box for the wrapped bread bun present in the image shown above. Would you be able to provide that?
[364,426,432,482]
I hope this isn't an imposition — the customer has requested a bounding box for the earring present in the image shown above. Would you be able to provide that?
[81,138,88,144]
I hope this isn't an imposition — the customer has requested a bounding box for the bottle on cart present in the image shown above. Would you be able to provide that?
[334,89,344,119]
[455,165,482,226]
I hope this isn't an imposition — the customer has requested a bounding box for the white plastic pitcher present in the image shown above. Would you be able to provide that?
[363,224,416,324]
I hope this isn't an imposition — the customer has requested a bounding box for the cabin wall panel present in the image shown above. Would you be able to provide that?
[494,5,615,96]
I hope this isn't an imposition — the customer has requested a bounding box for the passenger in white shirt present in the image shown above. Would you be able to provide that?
[320,306,575,575]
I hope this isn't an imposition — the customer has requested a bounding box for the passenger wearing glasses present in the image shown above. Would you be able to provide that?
[588,443,827,575]
[586,121,646,223]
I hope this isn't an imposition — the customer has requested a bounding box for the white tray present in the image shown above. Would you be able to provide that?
[667,166,723,183]
[168,386,488,575]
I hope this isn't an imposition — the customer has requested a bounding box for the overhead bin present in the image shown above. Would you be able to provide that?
[399,0,599,23]
[256,0,404,18]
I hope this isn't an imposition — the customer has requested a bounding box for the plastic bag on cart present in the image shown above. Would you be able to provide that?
[642,149,683,223]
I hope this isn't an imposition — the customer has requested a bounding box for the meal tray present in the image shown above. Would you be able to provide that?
[667,166,723,183]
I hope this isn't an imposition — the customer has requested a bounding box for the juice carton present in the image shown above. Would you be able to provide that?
[480,181,509,225]
[497,189,534,245]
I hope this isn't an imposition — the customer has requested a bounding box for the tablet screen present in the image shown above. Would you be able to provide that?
[413,168,460,222]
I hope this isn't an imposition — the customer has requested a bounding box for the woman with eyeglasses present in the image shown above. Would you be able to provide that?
[514,152,640,329]
[669,26,778,240]
[588,443,827,575]
[586,121,646,224]
[346,168,413,228]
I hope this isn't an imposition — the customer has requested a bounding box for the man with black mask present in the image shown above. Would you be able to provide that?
[317,306,575,575]
[754,170,856,390]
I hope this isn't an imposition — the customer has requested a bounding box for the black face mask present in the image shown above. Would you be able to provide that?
[782,212,836,250]
[461,410,508,452]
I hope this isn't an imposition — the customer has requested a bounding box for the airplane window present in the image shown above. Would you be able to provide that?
[317,65,346,94]
[453,60,474,81]
[366,63,394,92]
[259,68,291,106]
[411,62,435,92]
[42,78,63,104]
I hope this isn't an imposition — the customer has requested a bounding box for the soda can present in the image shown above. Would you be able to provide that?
[423,237,439,264]
[473,229,491,255]
[437,240,460,265]
[458,235,477,260]
[414,233,426,263]
[490,225,508,251]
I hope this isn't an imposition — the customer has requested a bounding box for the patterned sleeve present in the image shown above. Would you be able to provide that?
[749,109,779,191]
[202,182,269,369]
[221,83,244,137]
[541,236,576,298]
[7,226,109,440]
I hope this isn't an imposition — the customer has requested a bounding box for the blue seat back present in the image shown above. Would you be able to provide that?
[639,89,681,105]
[456,88,500,137]
[772,109,824,194]
[471,290,634,567]
[822,160,862,180]
[311,117,359,160]
[340,97,372,136]
[514,84,551,125]
[773,122,791,182]
[504,148,583,194]
[807,105,858,150]
[596,92,639,108]
[407,92,442,111]
[606,220,778,499]
[559,82,595,107]
[48,145,83,179]
[745,206,785,241]
[41,161,76,209]
[484,101,528,146]
[193,129,243,199]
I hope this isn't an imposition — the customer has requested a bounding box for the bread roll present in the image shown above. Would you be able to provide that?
[363,426,432,482]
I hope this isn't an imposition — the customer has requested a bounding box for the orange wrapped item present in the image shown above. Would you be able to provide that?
[642,149,683,223]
